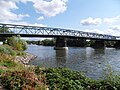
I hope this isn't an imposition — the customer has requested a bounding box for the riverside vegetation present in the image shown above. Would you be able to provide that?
[1,37,120,90]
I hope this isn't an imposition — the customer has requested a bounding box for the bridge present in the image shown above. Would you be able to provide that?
[0,23,120,49]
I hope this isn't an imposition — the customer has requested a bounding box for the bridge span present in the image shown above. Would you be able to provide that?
[0,23,120,49]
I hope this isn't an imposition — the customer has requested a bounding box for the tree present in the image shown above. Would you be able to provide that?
[42,39,55,46]
[0,27,13,44]
[7,36,27,51]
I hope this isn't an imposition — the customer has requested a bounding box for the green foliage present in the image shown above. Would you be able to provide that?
[16,51,26,56]
[26,40,42,45]
[0,27,13,43]
[0,60,17,68]
[0,27,12,33]
[43,68,95,90]
[42,68,120,90]
[1,70,46,90]
[0,69,5,74]
[42,39,55,46]
[7,36,27,51]
[0,45,16,56]
[67,39,87,47]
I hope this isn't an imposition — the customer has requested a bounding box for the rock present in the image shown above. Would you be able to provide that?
[15,53,37,64]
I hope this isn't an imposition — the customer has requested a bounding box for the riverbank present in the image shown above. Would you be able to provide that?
[1,43,120,89]
[1,51,120,90]
[0,52,46,90]
[15,52,37,64]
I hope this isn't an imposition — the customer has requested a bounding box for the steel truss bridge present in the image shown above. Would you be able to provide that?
[0,23,119,41]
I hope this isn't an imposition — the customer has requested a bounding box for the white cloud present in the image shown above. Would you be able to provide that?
[33,0,68,17]
[37,16,44,20]
[81,27,120,36]
[109,25,120,31]
[0,0,30,22]
[80,17,102,26]
[81,29,105,34]
[29,23,47,27]
[104,16,120,24]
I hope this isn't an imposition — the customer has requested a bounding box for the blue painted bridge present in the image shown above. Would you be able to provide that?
[0,23,120,49]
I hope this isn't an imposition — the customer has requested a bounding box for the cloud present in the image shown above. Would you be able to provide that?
[80,17,102,26]
[12,0,33,4]
[81,27,120,36]
[0,0,68,24]
[29,23,47,27]
[33,0,68,17]
[37,16,44,20]
[109,25,120,31]
[104,16,120,24]
[81,29,105,34]
[0,0,30,22]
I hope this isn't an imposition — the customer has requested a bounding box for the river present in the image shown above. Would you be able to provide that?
[26,45,120,79]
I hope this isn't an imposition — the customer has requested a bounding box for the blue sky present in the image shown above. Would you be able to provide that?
[0,0,120,36]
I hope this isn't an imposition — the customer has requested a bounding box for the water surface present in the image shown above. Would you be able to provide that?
[26,45,120,79]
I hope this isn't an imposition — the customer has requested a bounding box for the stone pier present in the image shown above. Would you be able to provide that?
[54,37,68,50]
[114,41,120,48]
[93,40,105,49]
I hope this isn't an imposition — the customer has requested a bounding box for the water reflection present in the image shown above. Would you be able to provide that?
[27,45,120,79]
[86,47,94,59]
[94,49,105,54]
[55,50,67,67]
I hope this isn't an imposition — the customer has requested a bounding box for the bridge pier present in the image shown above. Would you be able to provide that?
[114,41,120,48]
[54,37,68,50]
[93,40,105,49]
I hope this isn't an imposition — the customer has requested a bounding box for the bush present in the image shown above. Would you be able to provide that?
[0,45,16,56]
[1,70,46,90]
[43,68,95,90]
[0,60,17,68]
[0,69,5,74]
[42,39,55,46]
[17,51,26,56]
[0,46,8,54]
[42,68,120,90]
[7,36,27,51]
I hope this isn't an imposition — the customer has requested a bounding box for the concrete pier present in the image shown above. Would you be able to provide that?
[93,40,105,49]
[114,41,120,48]
[54,37,68,50]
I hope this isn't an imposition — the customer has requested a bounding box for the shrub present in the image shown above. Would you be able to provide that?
[42,68,120,90]
[43,68,95,90]
[0,46,9,54]
[0,45,16,56]
[0,69,5,74]
[17,51,26,56]
[42,39,55,46]
[0,60,17,68]
[1,70,46,90]
[7,36,27,51]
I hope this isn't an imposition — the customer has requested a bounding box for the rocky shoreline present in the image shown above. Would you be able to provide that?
[15,53,37,64]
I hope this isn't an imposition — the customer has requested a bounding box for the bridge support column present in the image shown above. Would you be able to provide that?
[54,37,68,50]
[114,41,120,48]
[93,40,105,49]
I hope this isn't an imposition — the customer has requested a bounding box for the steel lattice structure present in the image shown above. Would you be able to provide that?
[0,23,119,40]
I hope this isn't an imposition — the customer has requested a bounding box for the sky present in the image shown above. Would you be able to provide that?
[0,0,120,38]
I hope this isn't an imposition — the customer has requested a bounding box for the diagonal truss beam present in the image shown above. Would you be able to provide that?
[0,23,118,40]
